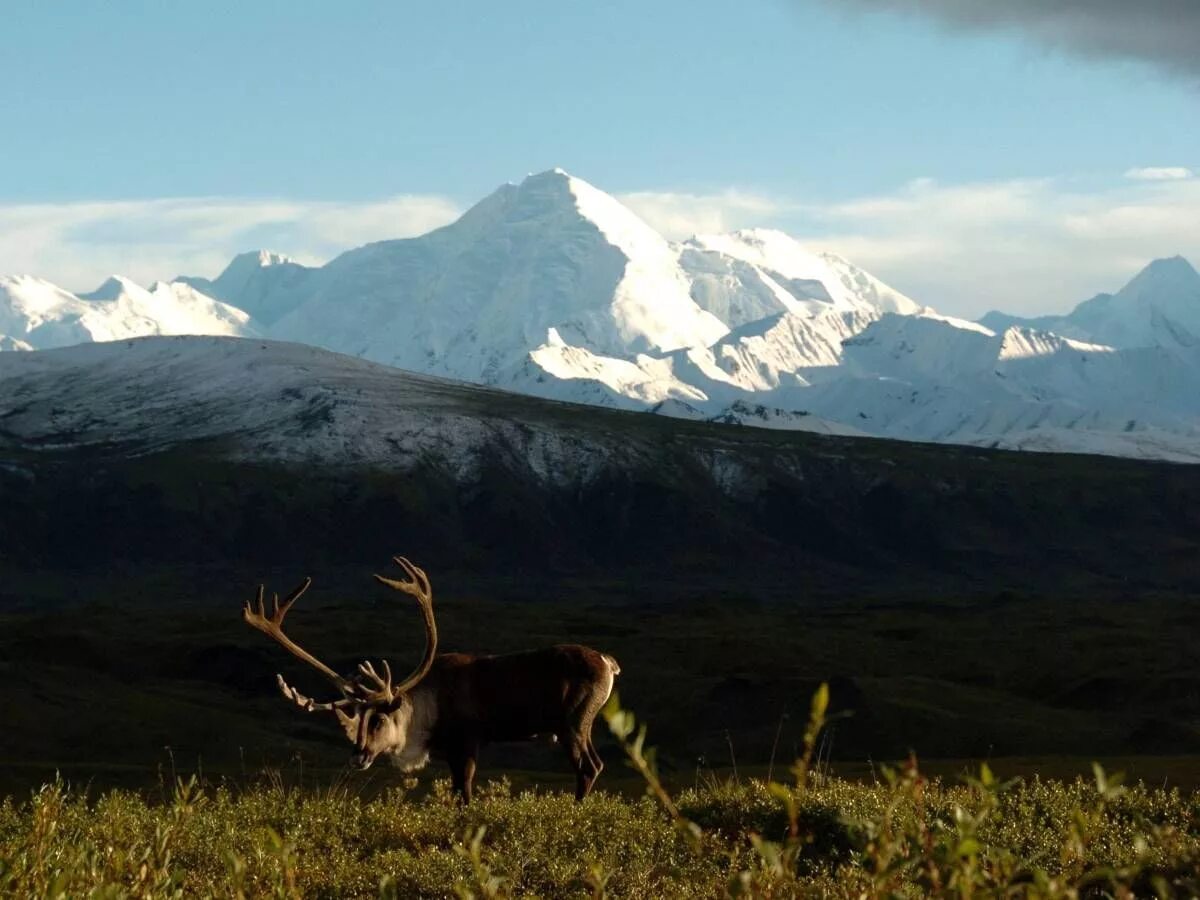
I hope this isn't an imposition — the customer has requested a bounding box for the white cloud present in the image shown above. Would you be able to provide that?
[797,176,1200,317]
[617,189,782,239]
[0,194,461,293]
[1124,166,1194,181]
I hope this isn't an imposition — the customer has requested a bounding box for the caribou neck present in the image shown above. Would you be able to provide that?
[387,682,440,772]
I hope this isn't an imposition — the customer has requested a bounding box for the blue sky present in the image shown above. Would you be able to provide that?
[3,0,1198,316]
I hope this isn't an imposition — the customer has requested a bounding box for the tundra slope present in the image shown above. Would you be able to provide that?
[3,335,1200,594]
[0,336,844,488]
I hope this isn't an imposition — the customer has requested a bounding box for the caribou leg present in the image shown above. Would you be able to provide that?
[448,740,479,804]
[563,731,601,800]
[584,736,604,783]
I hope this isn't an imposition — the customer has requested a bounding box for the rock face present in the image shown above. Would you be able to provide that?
[4,169,1200,462]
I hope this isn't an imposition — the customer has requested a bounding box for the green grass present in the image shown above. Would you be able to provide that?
[2,764,1197,897]
[3,691,1199,898]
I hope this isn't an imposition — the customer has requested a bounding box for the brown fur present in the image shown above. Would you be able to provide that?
[415,644,619,801]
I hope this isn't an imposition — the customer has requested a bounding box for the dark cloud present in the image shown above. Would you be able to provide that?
[840,0,1200,79]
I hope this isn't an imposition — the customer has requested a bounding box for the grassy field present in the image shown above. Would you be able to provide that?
[2,718,1198,898]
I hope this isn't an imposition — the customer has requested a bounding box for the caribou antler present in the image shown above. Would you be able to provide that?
[243,578,355,695]
[276,674,356,712]
[370,556,438,696]
[354,659,395,703]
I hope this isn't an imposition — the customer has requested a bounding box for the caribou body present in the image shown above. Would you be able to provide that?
[242,557,620,801]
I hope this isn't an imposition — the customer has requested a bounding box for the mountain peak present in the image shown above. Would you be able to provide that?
[80,275,144,302]
[1054,255,1200,349]
[521,166,574,183]
[498,168,677,265]
[217,250,296,280]
[1114,255,1200,307]
[1125,255,1199,290]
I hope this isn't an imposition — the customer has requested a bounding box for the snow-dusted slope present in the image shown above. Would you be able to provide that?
[0,337,843,489]
[0,336,610,477]
[0,274,254,350]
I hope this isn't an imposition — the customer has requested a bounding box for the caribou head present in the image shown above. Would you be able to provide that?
[242,556,438,771]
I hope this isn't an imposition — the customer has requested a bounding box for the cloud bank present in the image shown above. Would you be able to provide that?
[0,194,460,293]
[1125,166,1194,182]
[835,0,1200,79]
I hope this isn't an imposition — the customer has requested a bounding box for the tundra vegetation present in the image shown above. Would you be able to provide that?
[2,431,1200,895]
[2,689,1198,898]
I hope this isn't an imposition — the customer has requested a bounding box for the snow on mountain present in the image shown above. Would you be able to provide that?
[182,174,927,405]
[682,229,925,321]
[980,256,1200,350]
[680,310,876,392]
[841,313,998,383]
[265,169,729,383]
[963,426,1200,464]
[0,274,254,350]
[521,330,708,408]
[6,168,1200,464]
[704,400,869,435]
[0,336,727,488]
[177,250,313,326]
[782,312,1200,459]
[1071,256,1200,349]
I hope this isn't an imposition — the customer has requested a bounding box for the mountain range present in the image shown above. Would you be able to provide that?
[3,168,1199,462]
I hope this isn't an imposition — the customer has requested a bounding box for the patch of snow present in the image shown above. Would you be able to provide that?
[0,334,33,352]
[708,400,868,435]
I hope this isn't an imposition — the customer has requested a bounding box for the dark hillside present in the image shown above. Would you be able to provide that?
[2,342,1199,788]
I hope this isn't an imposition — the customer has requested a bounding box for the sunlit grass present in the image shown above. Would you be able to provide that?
[3,726,1197,897]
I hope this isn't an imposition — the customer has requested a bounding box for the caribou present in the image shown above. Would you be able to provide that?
[242,556,620,801]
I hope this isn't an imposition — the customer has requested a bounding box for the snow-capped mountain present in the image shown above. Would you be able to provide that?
[177,250,312,326]
[3,169,1199,463]
[0,274,254,350]
[786,311,1200,461]
[980,256,1200,350]
[264,169,731,384]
